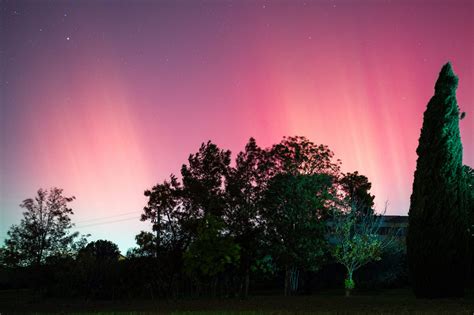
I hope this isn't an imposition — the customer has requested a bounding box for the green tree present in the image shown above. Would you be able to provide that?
[329,202,401,296]
[183,215,240,289]
[261,173,333,296]
[258,136,341,296]
[464,165,473,223]
[1,188,86,267]
[464,165,474,284]
[407,63,470,298]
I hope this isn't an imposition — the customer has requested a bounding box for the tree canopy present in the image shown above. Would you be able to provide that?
[407,62,470,298]
[1,188,87,267]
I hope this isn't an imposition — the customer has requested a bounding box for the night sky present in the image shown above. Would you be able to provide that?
[1,0,473,252]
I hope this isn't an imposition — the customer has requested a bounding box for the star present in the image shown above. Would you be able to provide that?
[66,36,70,41]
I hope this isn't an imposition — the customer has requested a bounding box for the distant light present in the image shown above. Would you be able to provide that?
[66,36,70,41]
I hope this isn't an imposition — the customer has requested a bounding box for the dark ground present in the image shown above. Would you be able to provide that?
[1,288,474,314]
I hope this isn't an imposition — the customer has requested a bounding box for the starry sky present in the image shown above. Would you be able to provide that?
[1,0,473,253]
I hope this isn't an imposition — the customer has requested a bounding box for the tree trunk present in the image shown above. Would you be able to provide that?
[290,267,299,293]
[345,271,354,297]
[284,266,299,296]
[244,270,250,298]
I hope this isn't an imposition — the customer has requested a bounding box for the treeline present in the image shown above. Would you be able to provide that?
[1,63,473,301]
[0,136,407,299]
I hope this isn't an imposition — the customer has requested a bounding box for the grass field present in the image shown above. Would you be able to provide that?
[1,288,474,314]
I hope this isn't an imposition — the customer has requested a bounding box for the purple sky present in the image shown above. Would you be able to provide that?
[1,0,473,252]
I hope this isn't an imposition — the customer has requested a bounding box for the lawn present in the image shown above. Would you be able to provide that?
[1,288,474,314]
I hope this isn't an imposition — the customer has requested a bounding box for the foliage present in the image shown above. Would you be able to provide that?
[339,172,375,216]
[0,188,87,267]
[268,136,341,177]
[251,255,276,276]
[76,240,121,299]
[142,174,187,254]
[407,63,470,298]
[0,136,405,299]
[225,137,267,297]
[261,173,333,295]
[126,231,157,258]
[79,240,120,261]
[181,140,231,220]
[184,215,240,279]
[329,202,402,294]
[344,278,355,290]
[464,165,474,224]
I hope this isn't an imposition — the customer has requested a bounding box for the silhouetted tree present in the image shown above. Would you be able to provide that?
[225,137,267,298]
[142,175,186,257]
[261,173,333,296]
[79,240,120,261]
[181,141,231,220]
[179,141,234,295]
[1,188,86,267]
[142,175,189,297]
[339,172,375,216]
[141,141,233,296]
[127,231,157,258]
[77,239,121,299]
[407,63,470,298]
[268,136,341,177]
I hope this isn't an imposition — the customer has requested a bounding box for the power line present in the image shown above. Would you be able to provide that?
[75,211,142,224]
[75,216,142,229]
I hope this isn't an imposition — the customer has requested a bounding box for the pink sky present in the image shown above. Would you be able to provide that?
[1,0,472,252]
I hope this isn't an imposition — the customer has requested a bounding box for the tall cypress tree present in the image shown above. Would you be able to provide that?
[407,62,469,298]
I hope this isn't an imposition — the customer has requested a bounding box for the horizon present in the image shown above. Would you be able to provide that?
[1,0,473,253]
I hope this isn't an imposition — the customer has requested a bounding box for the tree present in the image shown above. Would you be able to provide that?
[261,173,333,296]
[463,165,474,284]
[142,175,190,298]
[464,165,473,224]
[183,214,240,296]
[181,141,231,220]
[142,141,233,296]
[407,63,470,298]
[225,137,267,298]
[329,202,401,296]
[339,172,375,216]
[79,240,120,261]
[77,240,121,299]
[268,136,341,177]
[142,175,186,257]
[127,231,157,258]
[1,188,85,267]
[257,136,342,296]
